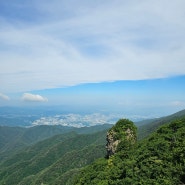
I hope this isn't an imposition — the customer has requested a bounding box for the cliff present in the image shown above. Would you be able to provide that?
[106,119,137,158]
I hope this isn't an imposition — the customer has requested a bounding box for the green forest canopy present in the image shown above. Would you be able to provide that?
[72,118,185,185]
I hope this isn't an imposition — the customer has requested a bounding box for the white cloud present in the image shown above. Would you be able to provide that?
[0,93,10,101]
[0,0,185,92]
[22,93,48,102]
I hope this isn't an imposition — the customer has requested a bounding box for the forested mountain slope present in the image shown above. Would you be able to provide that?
[0,130,107,185]
[1,109,184,160]
[72,118,185,185]
[0,110,185,185]
[19,144,105,185]
[0,124,112,161]
[137,109,185,139]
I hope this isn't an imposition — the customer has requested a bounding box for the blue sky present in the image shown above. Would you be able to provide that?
[0,0,185,116]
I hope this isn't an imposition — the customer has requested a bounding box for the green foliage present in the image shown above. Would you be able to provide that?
[1,111,185,185]
[0,125,74,162]
[29,144,106,185]
[111,119,137,140]
[0,130,108,185]
[108,119,137,156]
[0,124,112,162]
[73,118,185,185]
[137,109,185,139]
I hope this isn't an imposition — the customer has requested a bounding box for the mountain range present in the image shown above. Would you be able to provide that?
[0,109,185,184]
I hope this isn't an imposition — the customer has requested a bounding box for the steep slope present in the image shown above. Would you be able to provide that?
[72,118,185,185]
[0,125,74,161]
[19,144,106,185]
[137,109,185,139]
[0,126,25,149]
[1,110,185,185]
[0,130,107,185]
[0,124,112,161]
[0,126,26,161]
[1,109,184,161]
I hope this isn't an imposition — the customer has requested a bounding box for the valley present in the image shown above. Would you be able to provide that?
[0,109,185,184]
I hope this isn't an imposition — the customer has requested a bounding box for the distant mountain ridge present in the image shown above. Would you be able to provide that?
[1,108,185,161]
[137,109,185,126]
[0,109,185,184]
[137,109,185,139]
[0,124,112,161]
[0,130,108,185]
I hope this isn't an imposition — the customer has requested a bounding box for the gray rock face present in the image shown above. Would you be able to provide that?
[106,119,137,158]
[106,130,120,157]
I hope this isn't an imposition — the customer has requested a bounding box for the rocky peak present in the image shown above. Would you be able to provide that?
[106,119,137,158]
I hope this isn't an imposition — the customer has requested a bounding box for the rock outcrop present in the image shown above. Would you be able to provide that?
[106,119,137,158]
[106,130,120,157]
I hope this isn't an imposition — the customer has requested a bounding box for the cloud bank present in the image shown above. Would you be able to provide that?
[0,0,185,92]
[0,93,10,101]
[22,93,48,102]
